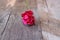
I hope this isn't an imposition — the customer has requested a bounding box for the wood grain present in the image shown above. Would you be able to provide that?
[0,0,43,40]
[0,9,43,40]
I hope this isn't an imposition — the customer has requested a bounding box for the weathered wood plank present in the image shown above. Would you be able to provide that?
[1,9,43,40]
[0,0,43,40]
[40,0,60,36]
[1,13,16,40]
[37,0,60,40]
[0,10,11,39]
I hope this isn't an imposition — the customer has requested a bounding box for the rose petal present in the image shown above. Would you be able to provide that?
[25,10,33,16]
[24,15,28,19]
[22,20,27,25]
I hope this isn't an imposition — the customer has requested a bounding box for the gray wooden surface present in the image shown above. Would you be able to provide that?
[0,0,43,40]
[0,8,43,40]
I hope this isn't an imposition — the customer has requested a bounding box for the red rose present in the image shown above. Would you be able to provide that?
[21,10,35,26]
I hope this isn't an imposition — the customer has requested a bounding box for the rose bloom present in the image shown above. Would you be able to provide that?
[21,10,35,26]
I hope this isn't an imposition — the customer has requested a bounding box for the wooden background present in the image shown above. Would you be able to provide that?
[0,0,43,40]
[0,0,60,40]
[37,0,60,40]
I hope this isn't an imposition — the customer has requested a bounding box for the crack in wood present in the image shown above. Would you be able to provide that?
[1,13,11,36]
